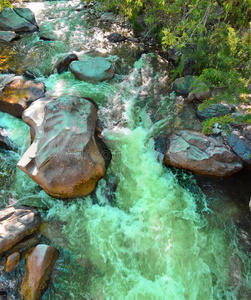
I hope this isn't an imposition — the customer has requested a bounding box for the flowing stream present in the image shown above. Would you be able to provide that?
[0,1,251,299]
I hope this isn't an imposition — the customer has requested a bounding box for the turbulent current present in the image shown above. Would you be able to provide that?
[0,1,250,299]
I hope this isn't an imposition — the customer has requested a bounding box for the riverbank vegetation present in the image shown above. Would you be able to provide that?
[84,0,251,130]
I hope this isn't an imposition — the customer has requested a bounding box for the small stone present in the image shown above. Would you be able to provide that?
[107,33,126,43]
[128,37,139,43]
[69,57,115,82]
[6,251,20,272]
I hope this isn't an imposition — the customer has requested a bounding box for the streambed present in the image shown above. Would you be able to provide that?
[0,1,250,299]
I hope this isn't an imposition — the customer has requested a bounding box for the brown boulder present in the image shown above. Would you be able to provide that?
[0,206,41,255]
[57,53,78,74]
[17,96,111,199]
[20,244,59,300]
[0,76,46,117]
[164,130,243,177]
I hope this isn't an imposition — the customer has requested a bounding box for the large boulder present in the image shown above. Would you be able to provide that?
[197,103,235,120]
[0,31,19,43]
[0,76,46,117]
[0,7,38,33]
[20,244,59,300]
[164,130,243,177]
[17,96,111,199]
[69,57,115,82]
[0,206,41,255]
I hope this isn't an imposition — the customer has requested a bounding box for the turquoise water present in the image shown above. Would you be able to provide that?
[0,1,251,299]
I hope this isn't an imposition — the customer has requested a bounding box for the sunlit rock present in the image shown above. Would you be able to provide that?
[6,251,20,272]
[164,130,243,177]
[17,96,111,199]
[0,7,38,33]
[20,244,59,300]
[57,53,78,74]
[69,57,115,82]
[13,7,38,28]
[0,76,46,118]
[0,31,19,43]
[0,206,41,255]
[197,103,235,120]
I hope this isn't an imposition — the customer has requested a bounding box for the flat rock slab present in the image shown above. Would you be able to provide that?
[20,244,59,300]
[0,76,46,117]
[0,7,38,33]
[69,57,115,82]
[0,31,19,43]
[197,103,235,119]
[164,130,243,177]
[17,95,111,199]
[0,206,41,255]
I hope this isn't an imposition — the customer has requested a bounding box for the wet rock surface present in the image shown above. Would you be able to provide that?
[20,244,59,300]
[0,7,38,33]
[164,130,243,177]
[69,57,115,82]
[17,95,111,199]
[0,31,19,43]
[0,76,46,118]
[57,53,78,74]
[0,128,12,150]
[0,206,41,255]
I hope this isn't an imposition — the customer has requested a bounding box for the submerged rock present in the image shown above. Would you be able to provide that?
[69,57,115,82]
[0,7,38,33]
[197,103,235,120]
[17,95,111,199]
[0,31,19,43]
[0,206,41,255]
[164,130,243,177]
[57,53,78,74]
[20,244,59,300]
[0,76,46,117]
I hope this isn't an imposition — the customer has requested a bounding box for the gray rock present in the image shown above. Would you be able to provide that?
[164,130,243,177]
[0,206,41,255]
[17,96,111,199]
[0,31,18,43]
[228,130,251,168]
[0,7,38,33]
[57,53,78,74]
[13,7,38,28]
[172,75,195,96]
[197,103,235,120]
[69,57,115,82]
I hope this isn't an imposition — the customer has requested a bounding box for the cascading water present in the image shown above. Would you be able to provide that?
[0,1,250,299]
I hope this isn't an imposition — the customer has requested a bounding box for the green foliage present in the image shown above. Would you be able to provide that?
[202,114,235,135]
[0,0,12,11]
